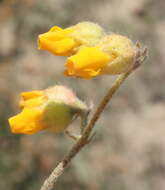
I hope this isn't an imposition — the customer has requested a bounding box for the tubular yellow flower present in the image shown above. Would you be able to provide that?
[64,34,136,79]
[38,22,105,56]
[9,91,48,134]
[19,90,45,109]
[8,86,88,134]
[64,47,113,79]
[9,108,47,134]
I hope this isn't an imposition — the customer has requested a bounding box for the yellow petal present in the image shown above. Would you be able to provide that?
[39,27,72,43]
[39,35,78,56]
[49,26,63,32]
[20,91,46,109]
[21,91,44,100]
[49,38,78,56]
[38,26,76,56]
[20,96,46,109]
[65,47,112,79]
[8,108,47,134]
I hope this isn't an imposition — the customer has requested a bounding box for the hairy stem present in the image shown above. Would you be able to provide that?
[40,70,132,190]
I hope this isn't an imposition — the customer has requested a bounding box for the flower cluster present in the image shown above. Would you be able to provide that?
[8,21,137,135]
[38,22,136,79]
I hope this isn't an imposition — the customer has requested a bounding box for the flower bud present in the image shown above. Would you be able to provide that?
[8,86,88,134]
[38,22,105,56]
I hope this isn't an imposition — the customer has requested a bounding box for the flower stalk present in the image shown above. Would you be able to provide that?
[40,72,131,190]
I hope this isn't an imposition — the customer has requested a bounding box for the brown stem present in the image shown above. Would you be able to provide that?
[40,70,132,190]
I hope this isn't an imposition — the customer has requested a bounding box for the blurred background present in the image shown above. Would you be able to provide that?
[0,0,165,189]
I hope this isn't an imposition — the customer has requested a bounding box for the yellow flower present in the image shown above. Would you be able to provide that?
[64,34,136,79]
[8,86,87,134]
[64,47,113,79]
[19,90,45,108]
[38,22,104,56]
[38,22,136,79]
[9,108,47,134]
[9,90,47,134]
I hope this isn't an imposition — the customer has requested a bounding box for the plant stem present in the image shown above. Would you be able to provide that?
[40,70,132,190]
